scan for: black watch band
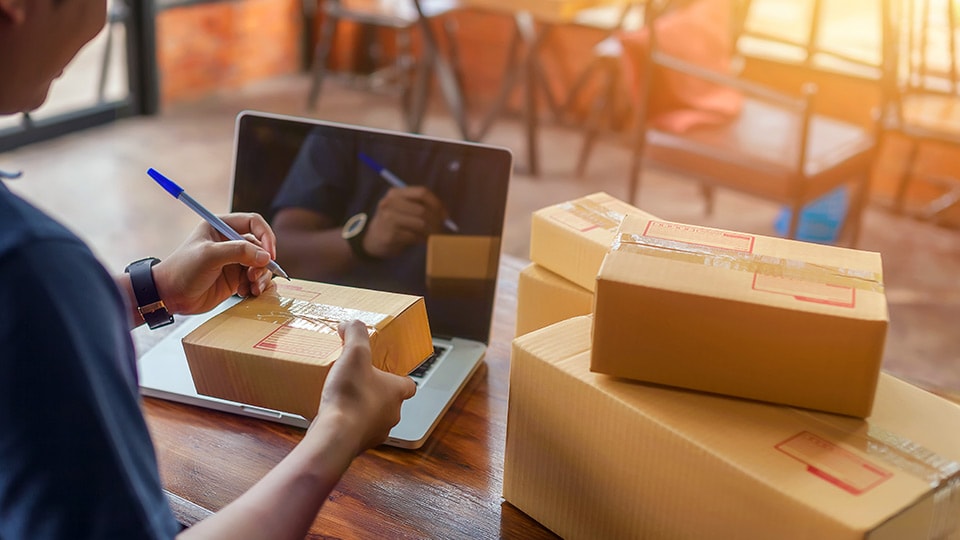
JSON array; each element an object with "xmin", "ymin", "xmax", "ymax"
[
  {"xmin": 124, "ymin": 257, "xmax": 174, "ymax": 330},
  {"xmin": 341, "ymin": 212, "xmax": 379, "ymax": 261}
]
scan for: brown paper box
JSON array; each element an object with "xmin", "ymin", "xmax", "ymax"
[
  {"xmin": 592, "ymin": 215, "xmax": 888, "ymax": 417},
  {"xmin": 183, "ymin": 279, "xmax": 433, "ymax": 419},
  {"xmin": 505, "ymin": 316, "xmax": 960, "ymax": 539},
  {"xmin": 516, "ymin": 263, "xmax": 593, "ymax": 337},
  {"xmin": 529, "ymin": 192, "xmax": 658, "ymax": 292}
]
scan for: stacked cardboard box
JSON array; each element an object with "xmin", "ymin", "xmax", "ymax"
[
  {"xmin": 517, "ymin": 192, "xmax": 657, "ymax": 337},
  {"xmin": 515, "ymin": 263, "xmax": 593, "ymax": 337},
  {"xmin": 593, "ymin": 214, "xmax": 888, "ymax": 418},
  {"xmin": 504, "ymin": 316, "xmax": 960, "ymax": 539},
  {"xmin": 183, "ymin": 279, "xmax": 433, "ymax": 419},
  {"xmin": 529, "ymin": 192, "xmax": 658, "ymax": 291},
  {"xmin": 504, "ymin": 196, "xmax": 957, "ymax": 537}
]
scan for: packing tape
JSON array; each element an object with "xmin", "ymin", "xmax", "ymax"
[
  {"xmin": 795, "ymin": 410, "xmax": 960, "ymax": 536},
  {"xmin": 228, "ymin": 294, "xmax": 389, "ymax": 336},
  {"xmin": 860, "ymin": 424, "xmax": 960, "ymax": 536},
  {"xmin": 614, "ymin": 232, "xmax": 885, "ymax": 294},
  {"xmin": 559, "ymin": 197, "xmax": 629, "ymax": 231}
]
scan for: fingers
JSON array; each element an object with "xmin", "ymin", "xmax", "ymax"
[
  {"xmin": 218, "ymin": 212, "xmax": 278, "ymax": 258},
  {"xmin": 380, "ymin": 187, "xmax": 448, "ymax": 234},
  {"xmin": 204, "ymin": 239, "xmax": 272, "ymax": 271}
]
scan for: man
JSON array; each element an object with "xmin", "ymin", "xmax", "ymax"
[{"xmin": 0, "ymin": 1, "xmax": 417, "ymax": 538}]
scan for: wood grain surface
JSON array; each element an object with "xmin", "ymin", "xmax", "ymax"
[{"xmin": 144, "ymin": 254, "xmax": 559, "ymax": 539}]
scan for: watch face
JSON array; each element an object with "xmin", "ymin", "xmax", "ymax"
[{"xmin": 341, "ymin": 212, "xmax": 368, "ymax": 240}]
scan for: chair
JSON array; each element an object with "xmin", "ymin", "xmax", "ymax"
[
  {"xmin": 561, "ymin": 2, "xmax": 643, "ymax": 177},
  {"xmin": 884, "ymin": 0, "xmax": 960, "ymax": 222},
  {"xmin": 623, "ymin": 0, "xmax": 879, "ymax": 246},
  {"xmin": 305, "ymin": 0, "xmax": 462, "ymax": 133}
]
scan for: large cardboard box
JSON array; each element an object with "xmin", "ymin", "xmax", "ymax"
[
  {"xmin": 183, "ymin": 279, "xmax": 433, "ymax": 419},
  {"xmin": 529, "ymin": 192, "xmax": 658, "ymax": 292},
  {"xmin": 592, "ymin": 215, "xmax": 888, "ymax": 417},
  {"xmin": 516, "ymin": 263, "xmax": 593, "ymax": 337},
  {"xmin": 505, "ymin": 316, "xmax": 960, "ymax": 540}
]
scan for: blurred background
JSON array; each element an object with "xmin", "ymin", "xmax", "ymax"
[{"xmin": 0, "ymin": 0, "xmax": 957, "ymax": 399}]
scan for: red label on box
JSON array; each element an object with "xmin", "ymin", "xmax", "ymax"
[
  {"xmin": 776, "ymin": 431, "xmax": 892, "ymax": 495},
  {"xmin": 643, "ymin": 221, "xmax": 755, "ymax": 253}
]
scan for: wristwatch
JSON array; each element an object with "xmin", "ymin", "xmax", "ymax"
[
  {"xmin": 124, "ymin": 257, "xmax": 174, "ymax": 330},
  {"xmin": 341, "ymin": 212, "xmax": 378, "ymax": 261}
]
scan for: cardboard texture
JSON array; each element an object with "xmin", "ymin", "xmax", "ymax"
[
  {"xmin": 426, "ymin": 234, "xmax": 500, "ymax": 281},
  {"xmin": 425, "ymin": 234, "xmax": 500, "ymax": 296},
  {"xmin": 183, "ymin": 279, "xmax": 433, "ymax": 419},
  {"xmin": 592, "ymin": 215, "xmax": 889, "ymax": 417},
  {"xmin": 515, "ymin": 263, "xmax": 593, "ymax": 337},
  {"xmin": 529, "ymin": 192, "xmax": 658, "ymax": 292},
  {"xmin": 505, "ymin": 316, "xmax": 960, "ymax": 540}
]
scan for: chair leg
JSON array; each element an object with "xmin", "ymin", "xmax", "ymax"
[
  {"xmin": 476, "ymin": 29, "xmax": 521, "ymax": 141},
  {"xmin": 409, "ymin": 48, "xmax": 435, "ymax": 133},
  {"xmin": 307, "ymin": 13, "xmax": 339, "ymax": 110},
  {"xmin": 396, "ymin": 27, "xmax": 415, "ymax": 127},
  {"xmin": 575, "ymin": 57, "xmax": 619, "ymax": 178},
  {"xmin": 701, "ymin": 185, "xmax": 715, "ymax": 216},
  {"xmin": 893, "ymin": 138, "xmax": 920, "ymax": 214},
  {"xmin": 786, "ymin": 202, "xmax": 802, "ymax": 240}
]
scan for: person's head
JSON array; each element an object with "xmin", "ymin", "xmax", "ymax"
[{"xmin": 0, "ymin": 0, "xmax": 107, "ymax": 114}]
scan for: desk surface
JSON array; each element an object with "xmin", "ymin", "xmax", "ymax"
[{"xmin": 143, "ymin": 254, "xmax": 558, "ymax": 538}]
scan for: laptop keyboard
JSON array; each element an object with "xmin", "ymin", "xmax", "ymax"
[{"xmin": 409, "ymin": 344, "xmax": 449, "ymax": 384}]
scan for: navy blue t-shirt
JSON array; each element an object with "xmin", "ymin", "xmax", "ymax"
[{"xmin": 0, "ymin": 181, "xmax": 181, "ymax": 539}]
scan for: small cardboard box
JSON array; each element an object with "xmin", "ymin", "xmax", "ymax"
[
  {"xmin": 425, "ymin": 234, "xmax": 500, "ymax": 296},
  {"xmin": 183, "ymin": 279, "xmax": 433, "ymax": 419},
  {"xmin": 516, "ymin": 263, "xmax": 593, "ymax": 337},
  {"xmin": 505, "ymin": 316, "xmax": 960, "ymax": 540},
  {"xmin": 592, "ymin": 215, "xmax": 888, "ymax": 417},
  {"xmin": 529, "ymin": 192, "xmax": 658, "ymax": 292}
]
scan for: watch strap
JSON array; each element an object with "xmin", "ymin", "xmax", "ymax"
[
  {"xmin": 125, "ymin": 257, "xmax": 174, "ymax": 330},
  {"xmin": 342, "ymin": 213, "xmax": 379, "ymax": 261}
]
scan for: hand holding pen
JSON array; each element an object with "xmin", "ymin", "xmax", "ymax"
[
  {"xmin": 358, "ymin": 152, "xmax": 460, "ymax": 233},
  {"xmin": 147, "ymin": 168, "xmax": 290, "ymax": 280}
]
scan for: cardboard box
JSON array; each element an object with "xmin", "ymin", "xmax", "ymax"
[
  {"xmin": 592, "ymin": 215, "xmax": 888, "ymax": 417},
  {"xmin": 529, "ymin": 192, "xmax": 658, "ymax": 292},
  {"xmin": 516, "ymin": 263, "xmax": 593, "ymax": 337},
  {"xmin": 425, "ymin": 234, "xmax": 500, "ymax": 296},
  {"xmin": 505, "ymin": 316, "xmax": 960, "ymax": 540},
  {"xmin": 183, "ymin": 279, "xmax": 433, "ymax": 419}
]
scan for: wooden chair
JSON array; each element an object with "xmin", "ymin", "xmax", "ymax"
[
  {"xmin": 884, "ymin": 0, "xmax": 960, "ymax": 222},
  {"xmin": 625, "ymin": 0, "xmax": 879, "ymax": 246},
  {"xmin": 305, "ymin": 0, "xmax": 462, "ymax": 133},
  {"xmin": 562, "ymin": 2, "xmax": 643, "ymax": 177}
]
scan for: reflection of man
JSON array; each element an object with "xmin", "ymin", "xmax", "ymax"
[{"xmin": 272, "ymin": 128, "xmax": 464, "ymax": 296}]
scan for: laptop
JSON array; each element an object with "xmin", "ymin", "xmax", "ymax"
[{"xmin": 136, "ymin": 111, "xmax": 513, "ymax": 449}]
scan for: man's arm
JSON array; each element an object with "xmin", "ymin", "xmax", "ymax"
[{"xmin": 178, "ymin": 320, "xmax": 416, "ymax": 539}]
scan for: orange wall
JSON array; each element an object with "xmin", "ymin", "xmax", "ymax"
[{"xmin": 156, "ymin": 0, "xmax": 301, "ymax": 106}]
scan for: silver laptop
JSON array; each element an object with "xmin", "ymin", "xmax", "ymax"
[{"xmin": 136, "ymin": 111, "xmax": 512, "ymax": 449}]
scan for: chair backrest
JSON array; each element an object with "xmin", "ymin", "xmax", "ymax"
[{"xmin": 629, "ymin": 0, "xmax": 817, "ymax": 200}]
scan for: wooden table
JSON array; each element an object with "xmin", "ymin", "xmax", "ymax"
[{"xmin": 143, "ymin": 254, "xmax": 559, "ymax": 538}]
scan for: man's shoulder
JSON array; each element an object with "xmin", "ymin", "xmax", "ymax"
[{"xmin": 0, "ymin": 184, "xmax": 80, "ymax": 260}]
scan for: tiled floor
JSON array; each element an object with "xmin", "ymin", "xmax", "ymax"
[{"xmin": 1, "ymin": 73, "xmax": 958, "ymax": 400}]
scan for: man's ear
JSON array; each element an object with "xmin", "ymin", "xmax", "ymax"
[{"xmin": 0, "ymin": 0, "xmax": 27, "ymax": 25}]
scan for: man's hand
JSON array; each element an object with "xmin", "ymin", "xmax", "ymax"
[
  {"xmin": 314, "ymin": 320, "xmax": 418, "ymax": 454},
  {"xmin": 363, "ymin": 186, "xmax": 450, "ymax": 259},
  {"xmin": 152, "ymin": 212, "xmax": 278, "ymax": 315}
]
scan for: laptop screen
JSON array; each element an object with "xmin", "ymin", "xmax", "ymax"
[{"xmin": 229, "ymin": 111, "xmax": 513, "ymax": 344}]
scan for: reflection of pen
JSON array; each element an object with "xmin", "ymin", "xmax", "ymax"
[
  {"xmin": 358, "ymin": 152, "xmax": 460, "ymax": 232},
  {"xmin": 146, "ymin": 168, "xmax": 291, "ymax": 280}
]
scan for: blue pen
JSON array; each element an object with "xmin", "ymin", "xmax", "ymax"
[
  {"xmin": 358, "ymin": 152, "xmax": 460, "ymax": 233},
  {"xmin": 147, "ymin": 168, "xmax": 290, "ymax": 280}
]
